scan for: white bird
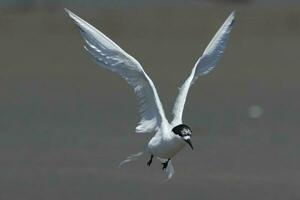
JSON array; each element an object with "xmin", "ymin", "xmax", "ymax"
[{"xmin": 65, "ymin": 9, "xmax": 235, "ymax": 180}]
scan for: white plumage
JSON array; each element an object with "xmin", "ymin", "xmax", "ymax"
[
  {"xmin": 171, "ymin": 11, "xmax": 235, "ymax": 126},
  {"xmin": 65, "ymin": 9, "xmax": 167, "ymax": 134},
  {"xmin": 65, "ymin": 9, "xmax": 235, "ymax": 180}
]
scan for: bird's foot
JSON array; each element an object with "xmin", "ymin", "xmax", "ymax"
[
  {"xmin": 161, "ymin": 159, "xmax": 170, "ymax": 170},
  {"xmin": 147, "ymin": 155, "xmax": 153, "ymax": 167}
]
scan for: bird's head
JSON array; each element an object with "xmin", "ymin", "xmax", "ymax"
[{"xmin": 172, "ymin": 124, "xmax": 193, "ymax": 150}]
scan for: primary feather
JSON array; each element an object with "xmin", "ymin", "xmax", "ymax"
[
  {"xmin": 65, "ymin": 9, "xmax": 168, "ymax": 133},
  {"xmin": 171, "ymin": 11, "xmax": 235, "ymax": 126}
]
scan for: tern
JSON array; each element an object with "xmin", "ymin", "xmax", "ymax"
[{"xmin": 65, "ymin": 9, "xmax": 235, "ymax": 180}]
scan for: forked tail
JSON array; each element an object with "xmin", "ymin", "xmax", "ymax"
[
  {"xmin": 119, "ymin": 152, "xmax": 175, "ymax": 181},
  {"xmin": 157, "ymin": 157, "xmax": 175, "ymax": 181},
  {"xmin": 119, "ymin": 151, "xmax": 144, "ymax": 167}
]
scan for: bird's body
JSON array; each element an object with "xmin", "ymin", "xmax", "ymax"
[
  {"xmin": 147, "ymin": 128, "xmax": 186, "ymax": 159},
  {"xmin": 65, "ymin": 9, "xmax": 235, "ymax": 180}
]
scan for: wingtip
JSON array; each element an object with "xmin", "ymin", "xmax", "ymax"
[
  {"xmin": 64, "ymin": 8, "xmax": 71, "ymax": 15},
  {"xmin": 64, "ymin": 8, "xmax": 77, "ymax": 20},
  {"xmin": 230, "ymin": 10, "xmax": 236, "ymax": 17},
  {"xmin": 64, "ymin": 8, "xmax": 83, "ymax": 27},
  {"xmin": 228, "ymin": 10, "xmax": 236, "ymax": 26}
]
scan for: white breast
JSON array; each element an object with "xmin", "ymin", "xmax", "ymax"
[{"xmin": 147, "ymin": 132, "xmax": 186, "ymax": 159}]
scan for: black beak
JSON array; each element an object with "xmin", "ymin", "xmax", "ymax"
[{"xmin": 184, "ymin": 138, "xmax": 194, "ymax": 150}]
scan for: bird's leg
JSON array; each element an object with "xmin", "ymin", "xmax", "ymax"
[
  {"xmin": 161, "ymin": 158, "xmax": 170, "ymax": 170},
  {"xmin": 147, "ymin": 154, "xmax": 154, "ymax": 166}
]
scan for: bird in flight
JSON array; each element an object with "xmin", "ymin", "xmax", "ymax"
[{"xmin": 65, "ymin": 9, "xmax": 235, "ymax": 180}]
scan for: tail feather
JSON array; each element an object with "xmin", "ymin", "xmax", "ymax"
[
  {"xmin": 119, "ymin": 153, "xmax": 175, "ymax": 180},
  {"xmin": 165, "ymin": 160, "xmax": 175, "ymax": 181},
  {"xmin": 119, "ymin": 152, "xmax": 144, "ymax": 168},
  {"xmin": 157, "ymin": 157, "xmax": 175, "ymax": 181}
]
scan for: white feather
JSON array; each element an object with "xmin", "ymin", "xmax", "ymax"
[
  {"xmin": 171, "ymin": 11, "xmax": 235, "ymax": 126},
  {"xmin": 65, "ymin": 9, "xmax": 168, "ymax": 133},
  {"xmin": 119, "ymin": 151, "xmax": 144, "ymax": 167},
  {"xmin": 157, "ymin": 157, "xmax": 175, "ymax": 181},
  {"xmin": 164, "ymin": 160, "xmax": 175, "ymax": 180},
  {"xmin": 66, "ymin": 10, "xmax": 235, "ymax": 181}
]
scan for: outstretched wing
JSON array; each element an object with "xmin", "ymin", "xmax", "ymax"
[
  {"xmin": 171, "ymin": 11, "xmax": 235, "ymax": 126},
  {"xmin": 65, "ymin": 9, "xmax": 168, "ymax": 133}
]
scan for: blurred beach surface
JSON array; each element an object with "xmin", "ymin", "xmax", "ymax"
[{"xmin": 0, "ymin": 1, "xmax": 300, "ymax": 200}]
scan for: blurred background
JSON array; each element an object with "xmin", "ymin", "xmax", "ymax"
[{"xmin": 0, "ymin": 0, "xmax": 300, "ymax": 199}]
